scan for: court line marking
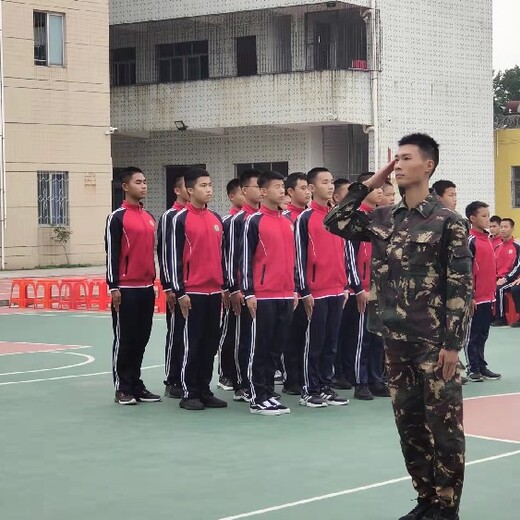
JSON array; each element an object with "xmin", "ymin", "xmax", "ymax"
[
  {"xmin": 0, "ymin": 352, "xmax": 95, "ymax": 376},
  {"xmin": 0, "ymin": 343, "xmax": 92, "ymax": 356},
  {"xmin": 0, "ymin": 363, "xmax": 163, "ymax": 386},
  {"xmin": 465, "ymin": 391, "xmax": 520, "ymax": 401},
  {"xmin": 466, "ymin": 433, "xmax": 520, "ymax": 445},
  {"xmin": 217, "ymin": 449, "xmax": 520, "ymax": 520}
]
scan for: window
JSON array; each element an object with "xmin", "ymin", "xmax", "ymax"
[
  {"xmin": 111, "ymin": 48, "xmax": 136, "ymax": 86},
  {"xmin": 512, "ymin": 167, "xmax": 520, "ymax": 208},
  {"xmin": 236, "ymin": 162, "xmax": 289, "ymax": 178},
  {"xmin": 157, "ymin": 41, "xmax": 209, "ymax": 83},
  {"xmin": 38, "ymin": 172, "xmax": 69, "ymax": 226},
  {"xmin": 34, "ymin": 12, "xmax": 64, "ymax": 66},
  {"xmin": 236, "ymin": 36, "xmax": 257, "ymax": 77}
]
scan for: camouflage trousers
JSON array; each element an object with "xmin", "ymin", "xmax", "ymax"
[{"xmin": 385, "ymin": 339, "xmax": 465, "ymax": 512}]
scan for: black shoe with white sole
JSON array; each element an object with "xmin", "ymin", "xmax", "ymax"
[
  {"xmin": 201, "ymin": 395, "xmax": 228, "ymax": 408},
  {"xmin": 114, "ymin": 391, "xmax": 137, "ymax": 405},
  {"xmin": 480, "ymin": 367, "xmax": 502, "ymax": 380},
  {"xmin": 468, "ymin": 372, "xmax": 484, "ymax": 382},
  {"xmin": 179, "ymin": 398, "xmax": 205, "ymax": 411},
  {"xmin": 134, "ymin": 388, "xmax": 162, "ymax": 402},
  {"xmin": 299, "ymin": 394, "xmax": 328, "ymax": 408},
  {"xmin": 250, "ymin": 400, "xmax": 282, "ymax": 416},
  {"xmin": 268, "ymin": 397, "xmax": 291, "ymax": 415},
  {"xmin": 164, "ymin": 384, "xmax": 183, "ymax": 399},
  {"xmin": 321, "ymin": 388, "xmax": 349, "ymax": 406},
  {"xmin": 233, "ymin": 389, "xmax": 251, "ymax": 402},
  {"xmin": 217, "ymin": 377, "xmax": 234, "ymax": 391}
]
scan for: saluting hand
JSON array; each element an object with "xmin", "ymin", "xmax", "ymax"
[
  {"xmin": 111, "ymin": 289, "xmax": 122, "ymax": 312},
  {"xmin": 364, "ymin": 160, "xmax": 396, "ymax": 189}
]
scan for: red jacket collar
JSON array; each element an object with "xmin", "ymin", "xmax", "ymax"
[
  {"xmin": 310, "ymin": 200, "xmax": 330, "ymax": 214},
  {"xmin": 502, "ymin": 236, "xmax": 516, "ymax": 244},
  {"xmin": 229, "ymin": 206, "xmax": 241, "ymax": 216},
  {"xmin": 287, "ymin": 203, "xmax": 306, "ymax": 216},
  {"xmin": 470, "ymin": 228, "xmax": 490, "ymax": 238},
  {"xmin": 122, "ymin": 200, "xmax": 143, "ymax": 211},
  {"xmin": 260, "ymin": 205, "xmax": 282, "ymax": 217},
  {"xmin": 173, "ymin": 201, "xmax": 186, "ymax": 211},
  {"xmin": 242, "ymin": 203, "xmax": 259, "ymax": 215},
  {"xmin": 186, "ymin": 203, "xmax": 207, "ymax": 215}
]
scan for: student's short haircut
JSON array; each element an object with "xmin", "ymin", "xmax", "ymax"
[
  {"xmin": 398, "ymin": 133, "xmax": 440, "ymax": 175},
  {"xmin": 120, "ymin": 166, "xmax": 143, "ymax": 184},
  {"xmin": 502, "ymin": 218, "xmax": 515, "ymax": 228},
  {"xmin": 490, "ymin": 215, "xmax": 502, "ymax": 224},
  {"xmin": 184, "ymin": 167, "xmax": 210, "ymax": 189},
  {"xmin": 226, "ymin": 178, "xmax": 241, "ymax": 195},
  {"xmin": 432, "ymin": 180, "xmax": 456, "ymax": 197},
  {"xmin": 465, "ymin": 201, "xmax": 489, "ymax": 219},
  {"xmin": 258, "ymin": 170, "xmax": 285, "ymax": 189},
  {"xmin": 285, "ymin": 172, "xmax": 307, "ymax": 191},
  {"xmin": 239, "ymin": 169, "xmax": 262, "ymax": 188},
  {"xmin": 307, "ymin": 167, "xmax": 330, "ymax": 185},
  {"xmin": 334, "ymin": 178, "xmax": 350, "ymax": 193},
  {"xmin": 357, "ymin": 172, "xmax": 375, "ymax": 183}
]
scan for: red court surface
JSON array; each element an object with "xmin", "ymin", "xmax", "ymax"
[
  {"xmin": 465, "ymin": 393, "xmax": 520, "ymax": 443},
  {"xmin": 0, "ymin": 341, "xmax": 87, "ymax": 355}
]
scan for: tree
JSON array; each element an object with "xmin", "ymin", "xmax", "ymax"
[
  {"xmin": 51, "ymin": 225, "xmax": 72, "ymax": 265},
  {"xmin": 494, "ymin": 66, "xmax": 520, "ymax": 115}
]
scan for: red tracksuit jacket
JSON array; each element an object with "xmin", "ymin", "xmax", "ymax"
[
  {"xmin": 170, "ymin": 203, "xmax": 224, "ymax": 297},
  {"xmin": 495, "ymin": 237, "xmax": 520, "ymax": 281},
  {"xmin": 242, "ymin": 206, "xmax": 296, "ymax": 299},
  {"xmin": 468, "ymin": 229, "xmax": 497, "ymax": 304},
  {"xmin": 283, "ymin": 203, "xmax": 306, "ymax": 224},
  {"xmin": 105, "ymin": 201, "xmax": 156, "ymax": 290},
  {"xmin": 295, "ymin": 201, "xmax": 347, "ymax": 298}
]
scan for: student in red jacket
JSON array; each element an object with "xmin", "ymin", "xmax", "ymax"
[
  {"xmin": 282, "ymin": 172, "xmax": 311, "ymax": 395},
  {"xmin": 228, "ymin": 169, "xmax": 263, "ymax": 402},
  {"xmin": 170, "ymin": 168, "xmax": 227, "ymax": 411},
  {"xmin": 105, "ymin": 167, "xmax": 161, "ymax": 405},
  {"xmin": 342, "ymin": 172, "xmax": 389, "ymax": 401},
  {"xmin": 465, "ymin": 202, "xmax": 501, "ymax": 382},
  {"xmin": 493, "ymin": 218, "xmax": 520, "ymax": 326},
  {"xmin": 217, "ymin": 179, "xmax": 245, "ymax": 392},
  {"xmin": 489, "ymin": 215, "xmax": 502, "ymax": 249},
  {"xmin": 242, "ymin": 170, "xmax": 297, "ymax": 416},
  {"xmin": 157, "ymin": 173, "xmax": 190, "ymax": 399},
  {"xmin": 296, "ymin": 167, "xmax": 349, "ymax": 407}
]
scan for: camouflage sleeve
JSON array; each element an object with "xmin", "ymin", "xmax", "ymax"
[
  {"xmin": 444, "ymin": 218, "xmax": 473, "ymax": 351},
  {"xmin": 323, "ymin": 182, "xmax": 372, "ymax": 242}
]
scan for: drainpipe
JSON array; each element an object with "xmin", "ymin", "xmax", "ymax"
[
  {"xmin": 0, "ymin": 0, "xmax": 6, "ymax": 270},
  {"xmin": 369, "ymin": 0, "xmax": 379, "ymax": 169}
]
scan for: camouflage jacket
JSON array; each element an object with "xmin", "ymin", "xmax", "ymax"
[{"xmin": 324, "ymin": 182, "xmax": 473, "ymax": 350}]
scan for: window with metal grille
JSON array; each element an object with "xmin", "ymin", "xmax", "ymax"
[
  {"xmin": 111, "ymin": 48, "xmax": 136, "ymax": 86},
  {"xmin": 34, "ymin": 12, "xmax": 64, "ymax": 66},
  {"xmin": 38, "ymin": 172, "xmax": 69, "ymax": 226},
  {"xmin": 512, "ymin": 167, "xmax": 520, "ymax": 208},
  {"xmin": 156, "ymin": 41, "xmax": 209, "ymax": 83},
  {"xmin": 235, "ymin": 162, "xmax": 289, "ymax": 178}
]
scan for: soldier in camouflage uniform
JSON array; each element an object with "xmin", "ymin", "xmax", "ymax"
[{"xmin": 324, "ymin": 134, "xmax": 473, "ymax": 520}]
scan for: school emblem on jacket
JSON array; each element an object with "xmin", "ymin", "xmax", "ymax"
[
  {"xmin": 214, "ymin": 224, "xmax": 220, "ymax": 232},
  {"xmin": 510, "ymin": 249, "xmax": 514, "ymax": 254}
]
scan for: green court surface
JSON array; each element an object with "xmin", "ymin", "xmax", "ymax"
[{"xmin": 1, "ymin": 310, "xmax": 519, "ymax": 520}]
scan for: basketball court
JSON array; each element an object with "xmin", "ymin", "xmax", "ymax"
[{"xmin": 1, "ymin": 307, "xmax": 519, "ymax": 519}]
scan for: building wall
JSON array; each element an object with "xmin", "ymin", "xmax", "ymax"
[
  {"xmin": 377, "ymin": 0, "xmax": 494, "ymax": 213},
  {"xmin": 111, "ymin": 125, "xmax": 362, "ymax": 218},
  {"xmin": 495, "ymin": 129, "xmax": 520, "ymax": 222},
  {"xmin": 3, "ymin": 0, "xmax": 112, "ymax": 268}
]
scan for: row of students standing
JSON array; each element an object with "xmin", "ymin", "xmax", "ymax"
[{"xmin": 105, "ymin": 165, "xmax": 391, "ymax": 413}]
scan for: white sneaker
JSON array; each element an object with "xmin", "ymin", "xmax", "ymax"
[{"xmin": 250, "ymin": 400, "xmax": 282, "ymax": 416}]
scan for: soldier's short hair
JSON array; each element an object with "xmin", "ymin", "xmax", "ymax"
[
  {"xmin": 465, "ymin": 201, "xmax": 489, "ymax": 219},
  {"xmin": 398, "ymin": 133, "xmax": 440, "ymax": 176}
]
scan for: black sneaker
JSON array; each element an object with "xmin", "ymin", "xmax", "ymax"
[
  {"xmin": 468, "ymin": 372, "xmax": 484, "ymax": 382},
  {"xmin": 282, "ymin": 384, "xmax": 301, "ymax": 395},
  {"xmin": 179, "ymin": 398, "xmax": 205, "ymax": 410},
  {"xmin": 268, "ymin": 397, "xmax": 291, "ymax": 415},
  {"xmin": 250, "ymin": 400, "xmax": 282, "ymax": 416},
  {"xmin": 164, "ymin": 384, "xmax": 183, "ymax": 399},
  {"xmin": 274, "ymin": 370, "xmax": 284, "ymax": 384},
  {"xmin": 201, "ymin": 395, "xmax": 228, "ymax": 408},
  {"xmin": 399, "ymin": 500, "xmax": 433, "ymax": 520},
  {"xmin": 331, "ymin": 376, "xmax": 353, "ymax": 390},
  {"xmin": 321, "ymin": 388, "xmax": 349, "ymax": 406},
  {"xmin": 114, "ymin": 391, "xmax": 137, "ymax": 405},
  {"xmin": 369, "ymin": 383, "xmax": 391, "ymax": 397},
  {"xmin": 491, "ymin": 318, "xmax": 508, "ymax": 327},
  {"xmin": 481, "ymin": 367, "xmax": 502, "ymax": 380},
  {"xmin": 217, "ymin": 377, "xmax": 234, "ymax": 391},
  {"xmin": 134, "ymin": 388, "xmax": 162, "ymax": 402},
  {"xmin": 233, "ymin": 389, "xmax": 251, "ymax": 403},
  {"xmin": 354, "ymin": 384, "xmax": 374, "ymax": 400},
  {"xmin": 299, "ymin": 394, "xmax": 328, "ymax": 408}
]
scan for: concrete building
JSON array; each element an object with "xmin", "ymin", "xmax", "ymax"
[
  {"xmin": 0, "ymin": 0, "xmax": 112, "ymax": 269},
  {"xmin": 108, "ymin": 0, "xmax": 494, "ymax": 219}
]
